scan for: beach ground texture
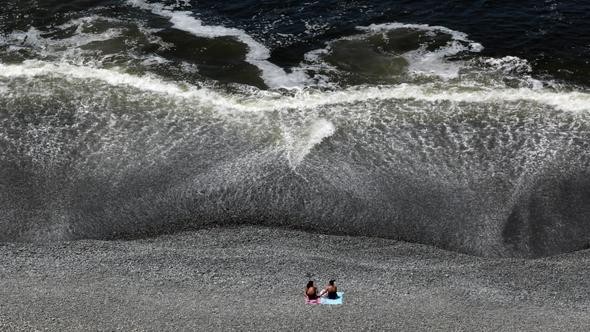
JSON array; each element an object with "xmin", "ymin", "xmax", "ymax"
[{"xmin": 1, "ymin": 226, "xmax": 589, "ymax": 331}]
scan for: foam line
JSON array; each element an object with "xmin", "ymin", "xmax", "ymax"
[
  {"xmin": 126, "ymin": 0, "xmax": 308, "ymax": 89},
  {"xmin": 358, "ymin": 23, "xmax": 484, "ymax": 51},
  {"xmin": 282, "ymin": 85, "xmax": 590, "ymax": 113},
  {"xmin": 1, "ymin": 60, "xmax": 589, "ymax": 113},
  {"xmin": 0, "ymin": 60, "xmax": 246, "ymax": 110}
]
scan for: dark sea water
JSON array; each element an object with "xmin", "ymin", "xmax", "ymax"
[{"xmin": 1, "ymin": 0, "xmax": 590, "ymax": 257}]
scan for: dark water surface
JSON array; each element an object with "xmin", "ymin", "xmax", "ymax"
[{"xmin": 3, "ymin": 0, "xmax": 590, "ymax": 85}]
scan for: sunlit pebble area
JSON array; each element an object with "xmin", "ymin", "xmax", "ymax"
[{"xmin": 1, "ymin": 226, "xmax": 590, "ymax": 330}]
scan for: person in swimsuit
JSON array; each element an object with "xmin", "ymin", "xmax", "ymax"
[
  {"xmin": 305, "ymin": 280, "xmax": 319, "ymax": 301},
  {"xmin": 319, "ymin": 279, "xmax": 339, "ymax": 299}
]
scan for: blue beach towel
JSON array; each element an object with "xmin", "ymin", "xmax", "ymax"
[{"xmin": 320, "ymin": 292, "xmax": 344, "ymax": 305}]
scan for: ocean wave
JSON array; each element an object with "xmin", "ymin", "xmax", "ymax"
[
  {"xmin": 1, "ymin": 60, "xmax": 590, "ymax": 257},
  {"xmin": 1, "ymin": 60, "xmax": 588, "ymax": 113}
]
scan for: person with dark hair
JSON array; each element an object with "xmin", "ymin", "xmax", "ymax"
[
  {"xmin": 319, "ymin": 279, "xmax": 339, "ymax": 299},
  {"xmin": 305, "ymin": 280, "xmax": 319, "ymax": 302}
]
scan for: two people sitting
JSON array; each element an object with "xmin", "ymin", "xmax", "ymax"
[{"xmin": 305, "ymin": 279, "xmax": 339, "ymax": 301}]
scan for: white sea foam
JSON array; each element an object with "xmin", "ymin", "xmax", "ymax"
[
  {"xmin": 275, "ymin": 85, "xmax": 590, "ymax": 113},
  {"xmin": 483, "ymin": 56, "xmax": 532, "ymax": 74},
  {"xmin": 0, "ymin": 60, "xmax": 242, "ymax": 110},
  {"xmin": 360, "ymin": 23, "xmax": 483, "ymax": 80},
  {"xmin": 141, "ymin": 55, "xmax": 171, "ymax": 66},
  {"xmin": 0, "ymin": 15, "xmax": 175, "ymax": 71},
  {"xmin": 0, "ymin": 22, "xmax": 124, "ymax": 62},
  {"xmin": 1, "ymin": 60, "xmax": 589, "ymax": 114},
  {"xmin": 479, "ymin": 56, "xmax": 545, "ymax": 89},
  {"xmin": 403, "ymin": 41, "xmax": 467, "ymax": 79},
  {"xmin": 126, "ymin": 0, "xmax": 309, "ymax": 89},
  {"xmin": 56, "ymin": 15, "xmax": 124, "ymax": 30},
  {"xmin": 358, "ymin": 23, "xmax": 483, "ymax": 50},
  {"xmin": 286, "ymin": 119, "xmax": 336, "ymax": 167}
]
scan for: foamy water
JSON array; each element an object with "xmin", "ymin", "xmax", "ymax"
[
  {"xmin": 1, "ymin": 0, "xmax": 590, "ymax": 257},
  {"xmin": 1, "ymin": 60, "xmax": 588, "ymax": 113}
]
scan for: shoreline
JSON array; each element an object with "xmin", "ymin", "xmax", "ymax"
[{"xmin": 1, "ymin": 225, "xmax": 590, "ymax": 331}]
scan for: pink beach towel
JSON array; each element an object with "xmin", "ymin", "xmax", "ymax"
[{"xmin": 305, "ymin": 297, "xmax": 321, "ymax": 304}]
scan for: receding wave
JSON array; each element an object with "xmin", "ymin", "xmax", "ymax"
[
  {"xmin": 1, "ymin": 0, "xmax": 590, "ymax": 258},
  {"xmin": 1, "ymin": 59, "xmax": 590, "ymax": 258}
]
